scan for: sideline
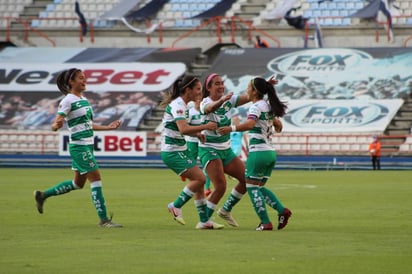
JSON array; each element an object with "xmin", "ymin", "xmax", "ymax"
[{"xmin": 0, "ymin": 154, "xmax": 411, "ymax": 170}]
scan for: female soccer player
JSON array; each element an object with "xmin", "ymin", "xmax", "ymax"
[
  {"xmin": 217, "ymin": 77, "xmax": 292, "ymax": 230},
  {"xmin": 185, "ymin": 100, "xmax": 212, "ymax": 196},
  {"xmin": 198, "ymin": 73, "xmax": 252, "ymax": 226},
  {"xmin": 33, "ymin": 68, "xmax": 122, "ymax": 227},
  {"xmin": 161, "ymin": 75, "xmax": 223, "ymax": 229}
]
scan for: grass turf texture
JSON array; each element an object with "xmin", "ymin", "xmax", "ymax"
[{"xmin": 0, "ymin": 168, "xmax": 411, "ymax": 274}]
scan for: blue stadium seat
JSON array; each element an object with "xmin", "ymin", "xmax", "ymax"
[
  {"xmin": 355, "ymin": 2, "xmax": 364, "ymax": 9},
  {"xmin": 304, "ymin": 10, "xmax": 313, "ymax": 18},
  {"xmin": 342, "ymin": 18, "xmax": 351, "ymax": 25},
  {"xmin": 340, "ymin": 10, "xmax": 349, "ymax": 17},
  {"xmin": 330, "ymin": 10, "xmax": 339, "ymax": 17},
  {"xmin": 39, "ymin": 11, "xmax": 48, "ymax": 18},
  {"xmin": 31, "ymin": 19, "xmax": 40, "ymax": 28},
  {"xmin": 321, "ymin": 10, "xmax": 331, "ymax": 17},
  {"xmin": 46, "ymin": 3, "xmax": 55, "ymax": 12},
  {"xmin": 310, "ymin": 2, "xmax": 319, "ymax": 9},
  {"xmin": 175, "ymin": 19, "xmax": 185, "ymax": 27},
  {"xmin": 332, "ymin": 18, "xmax": 343, "ymax": 26}
]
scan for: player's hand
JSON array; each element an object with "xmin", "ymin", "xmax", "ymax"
[
  {"xmin": 204, "ymin": 121, "xmax": 217, "ymax": 131},
  {"xmin": 217, "ymin": 126, "xmax": 231, "ymax": 135},
  {"xmin": 268, "ymin": 75, "xmax": 278, "ymax": 85},
  {"xmin": 108, "ymin": 120, "xmax": 121, "ymax": 129},
  {"xmin": 197, "ymin": 133, "xmax": 206, "ymax": 143},
  {"xmin": 273, "ymin": 118, "xmax": 283, "ymax": 133},
  {"xmin": 51, "ymin": 120, "xmax": 63, "ymax": 131},
  {"xmin": 220, "ymin": 93, "xmax": 233, "ymax": 103}
]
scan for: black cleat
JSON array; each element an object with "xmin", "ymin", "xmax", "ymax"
[{"xmin": 34, "ymin": 190, "xmax": 45, "ymax": 214}]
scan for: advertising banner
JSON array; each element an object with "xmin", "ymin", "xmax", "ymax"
[
  {"xmin": 58, "ymin": 131, "xmax": 147, "ymax": 156},
  {"xmin": 284, "ymin": 99, "xmax": 403, "ymax": 132},
  {"xmin": 0, "ymin": 47, "xmax": 202, "ymax": 130},
  {"xmin": 207, "ymin": 47, "xmax": 412, "ymax": 100},
  {"xmin": 0, "ymin": 62, "xmax": 186, "ymax": 92},
  {"xmin": 205, "ymin": 47, "xmax": 411, "ymax": 132}
]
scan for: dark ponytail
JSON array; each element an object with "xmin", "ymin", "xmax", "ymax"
[
  {"xmin": 252, "ymin": 77, "xmax": 287, "ymax": 117},
  {"xmin": 56, "ymin": 68, "xmax": 81, "ymax": 95},
  {"xmin": 160, "ymin": 74, "xmax": 199, "ymax": 107}
]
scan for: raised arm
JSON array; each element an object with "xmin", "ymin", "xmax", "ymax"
[
  {"xmin": 217, "ymin": 118, "xmax": 256, "ymax": 135},
  {"xmin": 93, "ymin": 120, "xmax": 121, "ymax": 131},
  {"xmin": 176, "ymin": 119, "xmax": 217, "ymax": 136},
  {"xmin": 203, "ymin": 93, "xmax": 233, "ymax": 114}
]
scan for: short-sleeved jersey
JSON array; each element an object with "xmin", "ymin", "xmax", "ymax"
[
  {"xmin": 161, "ymin": 97, "xmax": 188, "ymax": 152},
  {"xmin": 247, "ymin": 99, "xmax": 274, "ymax": 152},
  {"xmin": 186, "ymin": 106, "xmax": 202, "ymax": 143},
  {"xmin": 57, "ymin": 93, "xmax": 94, "ymax": 145},
  {"xmin": 199, "ymin": 95, "xmax": 239, "ymax": 150}
]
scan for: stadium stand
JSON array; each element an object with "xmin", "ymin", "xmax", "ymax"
[
  {"xmin": 1, "ymin": 0, "xmax": 410, "ymax": 30},
  {"xmin": 1, "ymin": 0, "xmax": 410, "ymax": 49}
]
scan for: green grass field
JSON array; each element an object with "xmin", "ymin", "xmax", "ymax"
[{"xmin": 1, "ymin": 168, "xmax": 411, "ymax": 274}]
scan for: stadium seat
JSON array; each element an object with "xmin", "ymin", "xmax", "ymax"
[
  {"xmin": 31, "ymin": 19, "xmax": 40, "ymax": 27},
  {"xmin": 46, "ymin": 3, "xmax": 56, "ymax": 12}
]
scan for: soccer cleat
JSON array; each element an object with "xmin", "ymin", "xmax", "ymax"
[
  {"xmin": 256, "ymin": 222, "xmax": 273, "ymax": 231},
  {"xmin": 99, "ymin": 213, "xmax": 123, "ymax": 228},
  {"xmin": 217, "ymin": 208, "xmax": 239, "ymax": 227},
  {"xmin": 34, "ymin": 190, "xmax": 45, "ymax": 214},
  {"xmin": 168, "ymin": 202, "xmax": 185, "ymax": 225},
  {"xmin": 99, "ymin": 219, "xmax": 123, "ymax": 228},
  {"xmin": 277, "ymin": 208, "xmax": 292, "ymax": 230},
  {"xmin": 195, "ymin": 220, "xmax": 224, "ymax": 229}
]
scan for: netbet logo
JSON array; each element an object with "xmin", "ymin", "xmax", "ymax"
[
  {"xmin": 0, "ymin": 69, "xmax": 169, "ymax": 85},
  {"xmin": 62, "ymin": 135, "xmax": 144, "ymax": 152}
]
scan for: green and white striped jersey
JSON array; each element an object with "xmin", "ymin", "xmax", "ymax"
[
  {"xmin": 199, "ymin": 95, "xmax": 239, "ymax": 150},
  {"xmin": 186, "ymin": 106, "xmax": 203, "ymax": 143},
  {"xmin": 161, "ymin": 97, "xmax": 188, "ymax": 152},
  {"xmin": 57, "ymin": 94, "xmax": 94, "ymax": 145},
  {"xmin": 247, "ymin": 99, "xmax": 274, "ymax": 152}
]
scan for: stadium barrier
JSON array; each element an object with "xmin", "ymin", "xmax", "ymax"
[
  {"xmin": 1, "ymin": 153, "xmax": 411, "ymax": 170},
  {"xmin": 0, "ymin": 130, "xmax": 410, "ymax": 156}
]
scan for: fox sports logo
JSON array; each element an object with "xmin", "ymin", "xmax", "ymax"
[{"xmin": 267, "ymin": 49, "xmax": 373, "ymax": 77}]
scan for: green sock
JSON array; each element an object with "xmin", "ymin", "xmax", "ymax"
[
  {"xmin": 206, "ymin": 200, "xmax": 216, "ymax": 219},
  {"xmin": 173, "ymin": 186, "xmax": 193, "ymax": 208},
  {"xmin": 222, "ymin": 189, "xmax": 243, "ymax": 212},
  {"xmin": 261, "ymin": 187, "xmax": 285, "ymax": 214},
  {"xmin": 90, "ymin": 181, "xmax": 108, "ymax": 220},
  {"xmin": 247, "ymin": 185, "xmax": 270, "ymax": 224},
  {"xmin": 44, "ymin": 180, "xmax": 77, "ymax": 198},
  {"xmin": 194, "ymin": 199, "xmax": 208, "ymax": 223}
]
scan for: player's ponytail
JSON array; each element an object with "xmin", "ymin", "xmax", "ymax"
[
  {"xmin": 160, "ymin": 74, "xmax": 199, "ymax": 107},
  {"xmin": 56, "ymin": 68, "xmax": 80, "ymax": 95},
  {"xmin": 253, "ymin": 77, "xmax": 287, "ymax": 117}
]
